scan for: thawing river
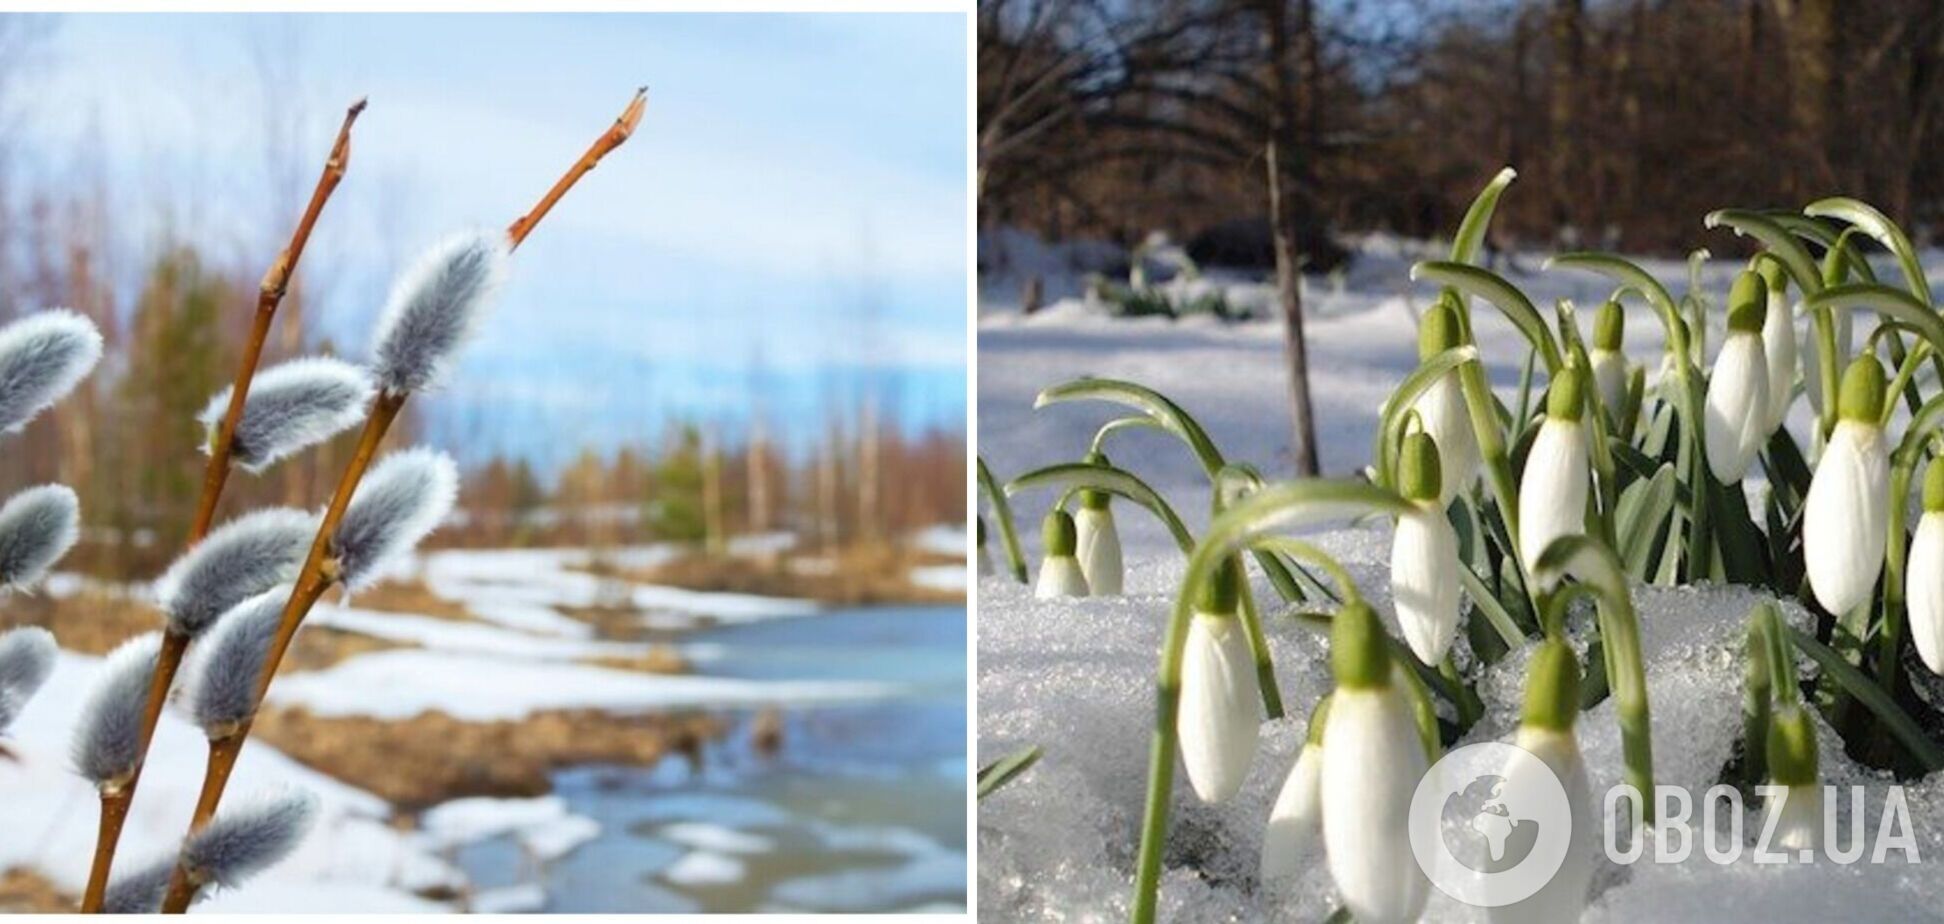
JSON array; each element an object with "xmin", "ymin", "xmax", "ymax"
[{"xmin": 454, "ymin": 605, "xmax": 967, "ymax": 912}]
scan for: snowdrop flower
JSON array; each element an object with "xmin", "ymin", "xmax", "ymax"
[
  {"xmin": 1260, "ymin": 695, "xmax": 1330, "ymax": 885},
  {"xmin": 199, "ymin": 357, "xmax": 373, "ymax": 473},
  {"xmin": 1909, "ymin": 461, "xmax": 1944, "ymax": 673},
  {"xmin": 1588, "ymin": 299, "xmax": 1629, "ymax": 423},
  {"xmin": 1805, "ymin": 355, "xmax": 1889, "ymax": 614},
  {"xmin": 0, "ymin": 484, "xmax": 78, "ymax": 589},
  {"xmin": 1759, "ymin": 263, "xmax": 1798, "ymax": 433},
  {"xmin": 72, "ymin": 632, "xmax": 161, "ymax": 791},
  {"xmin": 370, "ymin": 231, "xmax": 508, "ymax": 396},
  {"xmin": 1490, "ymin": 639, "xmax": 1593, "ymax": 924},
  {"xmin": 1321, "ymin": 600, "xmax": 1429, "ymax": 923},
  {"xmin": 0, "ymin": 625, "xmax": 56, "ymax": 732},
  {"xmin": 1518, "ymin": 365, "xmax": 1590, "ymax": 580},
  {"xmin": 185, "ymin": 588, "xmax": 287, "ymax": 739},
  {"xmin": 1411, "ymin": 300, "xmax": 1477, "ymax": 505},
  {"xmin": 1074, "ymin": 454, "xmax": 1123, "ymax": 595},
  {"xmin": 1391, "ymin": 432, "xmax": 1460, "ymax": 664},
  {"xmin": 333, "ymin": 448, "xmax": 458, "ymax": 590},
  {"xmin": 976, "ymin": 517, "xmax": 994, "ymax": 578},
  {"xmin": 1034, "ymin": 509, "xmax": 1088, "ymax": 599},
  {"xmin": 1764, "ymin": 705, "xmax": 1821, "ymax": 853},
  {"xmin": 1704, "ymin": 270, "xmax": 1771, "ymax": 483},
  {"xmin": 178, "ymin": 786, "xmax": 320, "ymax": 895},
  {"xmin": 0, "ymin": 309, "xmax": 103, "ymax": 434},
  {"xmin": 1178, "ymin": 559, "xmax": 1259, "ymax": 803},
  {"xmin": 154, "ymin": 508, "xmax": 313, "ymax": 638}
]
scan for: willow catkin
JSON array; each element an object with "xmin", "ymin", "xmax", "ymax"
[{"xmin": 200, "ymin": 357, "xmax": 373, "ymax": 473}]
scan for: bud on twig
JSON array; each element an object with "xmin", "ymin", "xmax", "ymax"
[
  {"xmin": 0, "ymin": 485, "xmax": 79, "ymax": 589},
  {"xmin": 0, "ymin": 626, "xmax": 56, "ymax": 732},
  {"xmin": 71, "ymin": 632, "xmax": 161, "ymax": 788},
  {"xmin": 333, "ymin": 448, "xmax": 458, "ymax": 590},
  {"xmin": 179, "ymin": 787, "xmax": 319, "ymax": 892},
  {"xmin": 185, "ymin": 588, "xmax": 288, "ymax": 738},
  {"xmin": 370, "ymin": 232, "xmax": 508, "ymax": 396},
  {"xmin": 154, "ymin": 508, "xmax": 315, "ymax": 638},
  {"xmin": 199, "ymin": 357, "xmax": 373, "ymax": 473},
  {"xmin": 0, "ymin": 309, "xmax": 103, "ymax": 434}
]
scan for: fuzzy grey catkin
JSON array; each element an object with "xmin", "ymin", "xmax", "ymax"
[
  {"xmin": 369, "ymin": 231, "xmax": 507, "ymax": 396},
  {"xmin": 153, "ymin": 507, "xmax": 314, "ymax": 638},
  {"xmin": 181, "ymin": 787, "xmax": 320, "ymax": 889},
  {"xmin": 333, "ymin": 448, "xmax": 457, "ymax": 590},
  {"xmin": 71, "ymin": 631, "xmax": 160, "ymax": 787},
  {"xmin": 199, "ymin": 357, "xmax": 374, "ymax": 473},
  {"xmin": 0, "ymin": 485, "xmax": 79, "ymax": 588},
  {"xmin": 185, "ymin": 588, "xmax": 287, "ymax": 737},
  {"xmin": 0, "ymin": 625, "xmax": 56, "ymax": 731},
  {"xmin": 0, "ymin": 309, "xmax": 103, "ymax": 434},
  {"xmin": 102, "ymin": 853, "xmax": 175, "ymax": 913}
]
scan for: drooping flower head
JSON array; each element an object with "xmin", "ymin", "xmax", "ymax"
[
  {"xmin": 1034, "ymin": 508, "xmax": 1088, "ymax": 599},
  {"xmin": 153, "ymin": 508, "xmax": 314, "ymax": 638},
  {"xmin": 1074, "ymin": 451, "xmax": 1123, "ymax": 596},
  {"xmin": 0, "ymin": 485, "xmax": 79, "ymax": 589},
  {"xmin": 369, "ymin": 232, "xmax": 509, "ymax": 396},
  {"xmin": 1909, "ymin": 460, "xmax": 1944, "ymax": 674},
  {"xmin": 1413, "ymin": 298, "xmax": 1478, "ymax": 505},
  {"xmin": 1757, "ymin": 260, "xmax": 1799, "ymax": 433},
  {"xmin": 1495, "ymin": 639, "xmax": 1595, "ymax": 924},
  {"xmin": 1765, "ymin": 706, "xmax": 1821, "ymax": 852},
  {"xmin": 1703, "ymin": 270, "xmax": 1772, "ymax": 482},
  {"xmin": 1589, "ymin": 299, "xmax": 1629, "ymax": 421},
  {"xmin": 1518, "ymin": 364, "xmax": 1590, "ymax": 579},
  {"xmin": 1261, "ymin": 694, "xmax": 1332, "ymax": 886},
  {"xmin": 1805, "ymin": 354, "xmax": 1890, "ymax": 614},
  {"xmin": 200, "ymin": 357, "xmax": 373, "ymax": 473},
  {"xmin": 0, "ymin": 309, "xmax": 103, "ymax": 434},
  {"xmin": 1178, "ymin": 558, "xmax": 1258, "ymax": 802},
  {"xmin": 1392, "ymin": 432, "xmax": 1460, "ymax": 665}
]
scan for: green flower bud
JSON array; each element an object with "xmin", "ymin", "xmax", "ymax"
[
  {"xmin": 1080, "ymin": 452, "xmax": 1111, "ymax": 510},
  {"xmin": 1197, "ymin": 557, "xmax": 1241, "ymax": 616},
  {"xmin": 1925, "ymin": 460, "xmax": 1944, "ymax": 514},
  {"xmin": 1419, "ymin": 301, "xmax": 1463, "ymax": 360},
  {"xmin": 1727, "ymin": 271, "xmax": 1767, "ymax": 334},
  {"xmin": 1398, "ymin": 431, "xmax": 1444, "ymax": 503},
  {"xmin": 1766, "ymin": 706, "xmax": 1819, "ymax": 787},
  {"xmin": 1837, "ymin": 354, "xmax": 1888, "ymax": 425},
  {"xmin": 1331, "ymin": 601, "xmax": 1391, "ymax": 690},
  {"xmin": 1546, "ymin": 365, "xmax": 1587, "ymax": 423},
  {"xmin": 1757, "ymin": 259, "xmax": 1787, "ymax": 296},
  {"xmin": 1593, "ymin": 300, "xmax": 1624, "ymax": 352},
  {"xmin": 1520, "ymin": 638, "xmax": 1582, "ymax": 732},
  {"xmin": 1304, "ymin": 693, "xmax": 1334, "ymax": 747},
  {"xmin": 1042, "ymin": 509, "xmax": 1077, "ymax": 557}
]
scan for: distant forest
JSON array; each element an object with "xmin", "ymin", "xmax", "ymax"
[{"xmin": 980, "ymin": 0, "xmax": 1944, "ymax": 259}]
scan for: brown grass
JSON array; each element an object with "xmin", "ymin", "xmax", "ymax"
[
  {"xmin": 0, "ymin": 591, "xmax": 411, "ymax": 670},
  {"xmin": 601, "ymin": 542, "xmax": 964, "ymax": 607},
  {"xmin": 347, "ymin": 580, "xmax": 477, "ymax": 623},
  {"xmin": 0, "ymin": 867, "xmax": 68, "ymax": 913},
  {"xmin": 251, "ymin": 706, "xmax": 721, "ymax": 809}
]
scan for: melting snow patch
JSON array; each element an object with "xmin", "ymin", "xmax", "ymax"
[
  {"xmin": 470, "ymin": 882, "xmax": 547, "ymax": 913},
  {"xmin": 663, "ymin": 850, "xmax": 746, "ymax": 886},
  {"xmin": 659, "ymin": 822, "xmax": 775, "ymax": 855}
]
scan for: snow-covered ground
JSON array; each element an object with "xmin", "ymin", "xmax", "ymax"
[
  {"xmin": 977, "ymin": 230, "xmax": 1944, "ymax": 921},
  {"xmin": 2, "ymin": 537, "xmax": 959, "ymax": 912}
]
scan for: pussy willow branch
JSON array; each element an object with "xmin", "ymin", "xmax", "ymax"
[
  {"xmin": 78, "ymin": 97, "xmax": 366, "ymax": 915},
  {"xmin": 159, "ymin": 87, "xmax": 644, "ymax": 915}
]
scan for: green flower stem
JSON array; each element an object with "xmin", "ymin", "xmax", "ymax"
[
  {"xmin": 1235, "ymin": 576, "xmax": 1284, "ymax": 720},
  {"xmin": 1006, "ymin": 461, "xmax": 1196, "ymax": 552},
  {"xmin": 978, "ymin": 457, "xmax": 1029, "ymax": 583},
  {"xmin": 1744, "ymin": 607, "xmax": 1774, "ymax": 783},
  {"xmin": 1128, "ymin": 481, "xmax": 1410, "ymax": 924},
  {"xmin": 1880, "ymin": 462, "xmax": 1917, "ymax": 696},
  {"xmin": 1536, "ymin": 535, "xmax": 1655, "ymax": 821}
]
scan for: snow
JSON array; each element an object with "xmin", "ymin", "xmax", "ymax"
[
  {"xmin": 659, "ymin": 822, "xmax": 775, "ymax": 855},
  {"xmin": 420, "ymin": 546, "xmax": 821, "ymax": 629},
  {"xmin": 977, "ymin": 231, "xmax": 1944, "ymax": 921},
  {"xmin": 662, "ymin": 850, "xmax": 746, "ymax": 886},
  {"xmin": 0, "ymin": 651, "xmax": 464, "ymax": 911},
  {"xmin": 266, "ymin": 649, "xmax": 897, "ymax": 720},
  {"xmin": 306, "ymin": 601, "xmax": 658, "ymax": 661},
  {"xmin": 469, "ymin": 883, "xmax": 547, "ymax": 913},
  {"xmin": 911, "ymin": 564, "xmax": 967, "ymax": 592}
]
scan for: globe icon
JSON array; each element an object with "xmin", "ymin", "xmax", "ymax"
[{"xmin": 1439, "ymin": 774, "xmax": 1542, "ymax": 873}]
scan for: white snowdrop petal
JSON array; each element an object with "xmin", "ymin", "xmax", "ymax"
[
  {"xmin": 1321, "ymin": 682, "xmax": 1429, "ymax": 924},
  {"xmin": 1034, "ymin": 556, "xmax": 1088, "ymax": 599},
  {"xmin": 1490, "ymin": 727, "xmax": 1595, "ymax": 924},
  {"xmin": 1703, "ymin": 332, "xmax": 1769, "ymax": 483},
  {"xmin": 1518, "ymin": 419, "xmax": 1588, "ymax": 578},
  {"xmin": 1767, "ymin": 783, "xmax": 1822, "ymax": 853},
  {"xmin": 1911, "ymin": 514, "xmax": 1944, "ymax": 674},
  {"xmin": 1074, "ymin": 508, "xmax": 1122, "ymax": 596},
  {"xmin": 1177, "ymin": 613, "xmax": 1259, "ymax": 803},
  {"xmin": 1260, "ymin": 742, "xmax": 1324, "ymax": 885},
  {"xmin": 1391, "ymin": 505, "xmax": 1460, "ymax": 665},
  {"xmin": 1805, "ymin": 421, "xmax": 1888, "ymax": 614},
  {"xmin": 1591, "ymin": 349, "xmax": 1628, "ymax": 424},
  {"xmin": 1414, "ymin": 373, "xmax": 1477, "ymax": 505}
]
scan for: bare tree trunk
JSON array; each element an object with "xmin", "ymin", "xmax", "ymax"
[
  {"xmin": 1549, "ymin": 0, "xmax": 1584, "ymax": 234},
  {"xmin": 1773, "ymin": 0, "xmax": 1841, "ymax": 193},
  {"xmin": 702, "ymin": 424, "xmax": 725, "ymax": 555},
  {"xmin": 1263, "ymin": 0, "xmax": 1320, "ymax": 476},
  {"xmin": 857, "ymin": 393, "xmax": 881, "ymax": 541}
]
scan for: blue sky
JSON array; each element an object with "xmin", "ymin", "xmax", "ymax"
[{"xmin": 6, "ymin": 12, "xmax": 968, "ymax": 470}]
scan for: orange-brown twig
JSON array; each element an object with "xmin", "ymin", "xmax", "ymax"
[
  {"xmin": 78, "ymin": 97, "xmax": 366, "ymax": 915},
  {"xmin": 158, "ymin": 87, "xmax": 644, "ymax": 915}
]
